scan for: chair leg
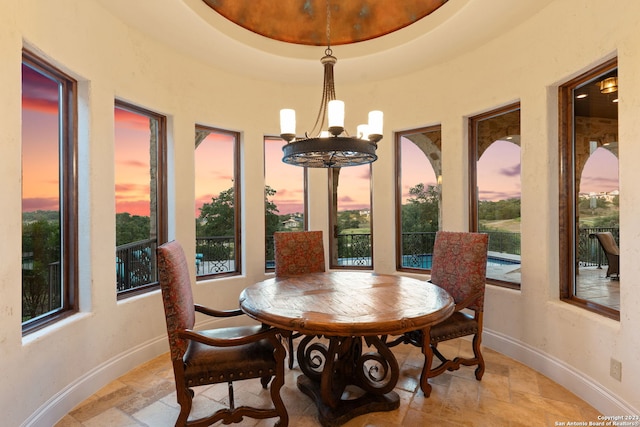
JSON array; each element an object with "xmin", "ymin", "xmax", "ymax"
[
  {"xmin": 175, "ymin": 386, "xmax": 193, "ymax": 427},
  {"xmin": 270, "ymin": 334, "xmax": 290, "ymax": 427},
  {"xmin": 472, "ymin": 332, "xmax": 485, "ymax": 381},
  {"xmin": 419, "ymin": 329, "xmax": 434, "ymax": 397}
]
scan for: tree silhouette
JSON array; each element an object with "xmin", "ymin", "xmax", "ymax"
[
  {"xmin": 22, "ymin": 219, "xmax": 60, "ymax": 321},
  {"xmin": 116, "ymin": 213, "xmax": 150, "ymax": 246},
  {"xmin": 196, "ymin": 185, "xmax": 280, "ymax": 237},
  {"xmin": 264, "ymin": 186, "xmax": 280, "ymax": 236},
  {"xmin": 402, "ymin": 183, "xmax": 439, "ymax": 232}
]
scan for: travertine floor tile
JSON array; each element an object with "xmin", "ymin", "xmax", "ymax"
[{"xmin": 54, "ymin": 339, "xmax": 601, "ymax": 426}]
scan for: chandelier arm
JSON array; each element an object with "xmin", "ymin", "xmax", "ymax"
[{"xmin": 310, "ymin": 55, "xmax": 336, "ymax": 137}]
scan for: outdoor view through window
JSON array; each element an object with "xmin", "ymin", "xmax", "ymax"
[
  {"xmin": 194, "ymin": 126, "xmax": 239, "ymax": 278},
  {"xmin": 330, "ymin": 165, "xmax": 372, "ymax": 268},
  {"xmin": 264, "ymin": 136, "xmax": 306, "ymax": 269},
  {"xmin": 114, "ymin": 102, "xmax": 165, "ymax": 295},
  {"xmin": 470, "ymin": 105, "xmax": 522, "ymax": 287},
  {"xmin": 22, "ymin": 56, "xmax": 72, "ymax": 327},
  {"xmin": 396, "ymin": 126, "xmax": 442, "ymax": 272},
  {"xmin": 570, "ymin": 65, "xmax": 619, "ymax": 312}
]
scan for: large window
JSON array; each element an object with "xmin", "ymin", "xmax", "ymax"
[
  {"xmin": 329, "ymin": 165, "xmax": 372, "ymax": 269},
  {"xmin": 264, "ymin": 136, "xmax": 307, "ymax": 270},
  {"xmin": 114, "ymin": 101, "xmax": 166, "ymax": 296},
  {"xmin": 21, "ymin": 51, "xmax": 77, "ymax": 332},
  {"xmin": 559, "ymin": 59, "xmax": 619, "ymax": 319},
  {"xmin": 469, "ymin": 103, "xmax": 521, "ymax": 288},
  {"xmin": 396, "ymin": 126, "xmax": 442, "ymax": 272},
  {"xmin": 194, "ymin": 126, "xmax": 240, "ymax": 279}
]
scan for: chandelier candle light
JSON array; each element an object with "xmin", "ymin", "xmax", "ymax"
[{"xmin": 279, "ymin": 2, "xmax": 383, "ymax": 167}]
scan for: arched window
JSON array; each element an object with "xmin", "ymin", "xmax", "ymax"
[
  {"xmin": 559, "ymin": 59, "xmax": 619, "ymax": 319},
  {"xmin": 395, "ymin": 125, "xmax": 442, "ymax": 272},
  {"xmin": 469, "ymin": 104, "xmax": 521, "ymax": 288}
]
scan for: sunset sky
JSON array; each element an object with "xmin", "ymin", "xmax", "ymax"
[
  {"xmin": 22, "ymin": 66, "xmax": 620, "ymax": 216},
  {"xmin": 22, "ymin": 64, "xmax": 60, "ymax": 212},
  {"xmin": 194, "ymin": 131, "xmax": 235, "ymax": 218},
  {"xmin": 264, "ymin": 138, "xmax": 305, "ymax": 215},
  {"xmin": 114, "ymin": 107, "xmax": 152, "ymax": 217}
]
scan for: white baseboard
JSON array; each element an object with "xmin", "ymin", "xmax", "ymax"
[
  {"xmin": 26, "ymin": 322, "xmax": 636, "ymax": 426},
  {"xmin": 23, "ymin": 316, "xmax": 245, "ymax": 427},
  {"xmin": 483, "ymin": 328, "xmax": 637, "ymax": 416},
  {"xmin": 22, "ymin": 336, "xmax": 168, "ymax": 427}
]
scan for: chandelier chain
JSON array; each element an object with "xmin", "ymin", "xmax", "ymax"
[{"xmin": 326, "ymin": 0, "xmax": 331, "ymax": 52}]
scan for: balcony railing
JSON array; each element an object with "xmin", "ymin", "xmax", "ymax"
[
  {"xmin": 335, "ymin": 233, "xmax": 372, "ymax": 266},
  {"xmin": 233, "ymin": 227, "xmax": 619, "ymax": 272},
  {"xmin": 264, "ymin": 232, "xmax": 373, "ymax": 269},
  {"xmin": 195, "ymin": 236, "xmax": 235, "ymax": 275},
  {"xmin": 116, "ymin": 238, "xmax": 157, "ymax": 292},
  {"xmin": 578, "ymin": 227, "xmax": 619, "ymax": 268}
]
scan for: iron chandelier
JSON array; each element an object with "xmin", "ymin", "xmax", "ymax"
[{"xmin": 279, "ymin": 2, "xmax": 383, "ymax": 168}]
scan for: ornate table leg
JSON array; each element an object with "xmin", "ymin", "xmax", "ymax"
[{"xmin": 296, "ymin": 335, "xmax": 400, "ymax": 427}]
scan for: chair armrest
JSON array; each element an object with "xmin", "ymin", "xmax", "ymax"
[
  {"xmin": 454, "ymin": 290, "xmax": 483, "ymax": 311},
  {"xmin": 194, "ymin": 304, "xmax": 243, "ymax": 317},
  {"xmin": 177, "ymin": 326, "xmax": 280, "ymax": 347}
]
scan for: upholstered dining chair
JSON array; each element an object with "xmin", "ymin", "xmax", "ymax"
[
  {"xmin": 157, "ymin": 241, "xmax": 288, "ymax": 427},
  {"xmin": 273, "ymin": 231, "xmax": 325, "ymax": 368},
  {"xmin": 387, "ymin": 231, "xmax": 489, "ymax": 397}
]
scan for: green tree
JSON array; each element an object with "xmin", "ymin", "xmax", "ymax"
[
  {"xmin": 578, "ymin": 196, "xmax": 609, "ymax": 213},
  {"xmin": 337, "ymin": 210, "xmax": 362, "ymax": 232},
  {"xmin": 196, "ymin": 185, "xmax": 280, "ymax": 237},
  {"xmin": 478, "ymin": 198, "xmax": 521, "ymax": 220},
  {"xmin": 402, "ymin": 183, "xmax": 439, "ymax": 232},
  {"xmin": 115, "ymin": 213, "xmax": 150, "ymax": 246},
  {"xmin": 264, "ymin": 185, "xmax": 280, "ymax": 236},
  {"xmin": 612, "ymin": 195, "xmax": 619, "ymax": 207},
  {"xmin": 22, "ymin": 218, "xmax": 61, "ymax": 320},
  {"xmin": 197, "ymin": 187, "xmax": 236, "ymax": 237},
  {"xmin": 592, "ymin": 215, "xmax": 619, "ymax": 228}
]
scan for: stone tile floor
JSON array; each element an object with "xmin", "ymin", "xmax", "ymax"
[
  {"xmin": 55, "ymin": 337, "xmax": 602, "ymax": 426},
  {"xmin": 576, "ymin": 266, "xmax": 620, "ymax": 310}
]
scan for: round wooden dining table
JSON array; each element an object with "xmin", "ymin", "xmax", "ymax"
[{"xmin": 239, "ymin": 271, "xmax": 454, "ymax": 427}]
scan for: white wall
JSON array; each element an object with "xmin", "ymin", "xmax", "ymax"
[{"xmin": 0, "ymin": 0, "xmax": 638, "ymax": 425}]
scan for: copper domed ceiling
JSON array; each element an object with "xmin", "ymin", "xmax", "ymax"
[{"xmin": 202, "ymin": 0, "xmax": 448, "ymax": 46}]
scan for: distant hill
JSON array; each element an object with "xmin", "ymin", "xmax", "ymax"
[{"xmin": 22, "ymin": 210, "xmax": 59, "ymax": 223}]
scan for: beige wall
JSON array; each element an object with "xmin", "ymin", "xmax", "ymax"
[{"xmin": 1, "ymin": 0, "xmax": 639, "ymax": 425}]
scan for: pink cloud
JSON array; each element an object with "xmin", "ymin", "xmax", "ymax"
[
  {"xmin": 115, "ymin": 200, "xmax": 150, "ymax": 216},
  {"xmin": 22, "ymin": 197, "xmax": 59, "ymax": 212}
]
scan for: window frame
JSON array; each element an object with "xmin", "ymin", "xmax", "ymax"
[
  {"xmin": 194, "ymin": 124, "xmax": 241, "ymax": 280},
  {"xmin": 114, "ymin": 100, "xmax": 167, "ymax": 298},
  {"xmin": 558, "ymin": 57, "xmax": 619, "ymax": 320},
  {"xmin": 21, "ymin": 49, "xmax": 78, "ymax": 334},
  {"xmin": 468, "ymin": 102, "xmax": 521, "ymax": 290},
  {"xmin": 395, "ymin": 125, "xmax": 442, "ymax": 274}
]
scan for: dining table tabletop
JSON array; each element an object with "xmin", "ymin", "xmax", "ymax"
[{"xmin": 239, "ymin": 271, "xmax": 454, "ymax": 427}]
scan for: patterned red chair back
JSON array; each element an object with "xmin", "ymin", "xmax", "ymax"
[
  {"xmin": 157, "ymin": 241, "xmax": 196, "ymax": 361},
  {"xmin": 430, "ymin": 231, "xmax": 489, "ymax": 312},
  {"xmin": 274, "ymin": 231, "xmax": 325, "ymax": 277}
]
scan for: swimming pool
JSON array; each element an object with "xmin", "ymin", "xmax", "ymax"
[{"xmin": 401, "ymin": 254, "xmax": 520, "ymax": 269}]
